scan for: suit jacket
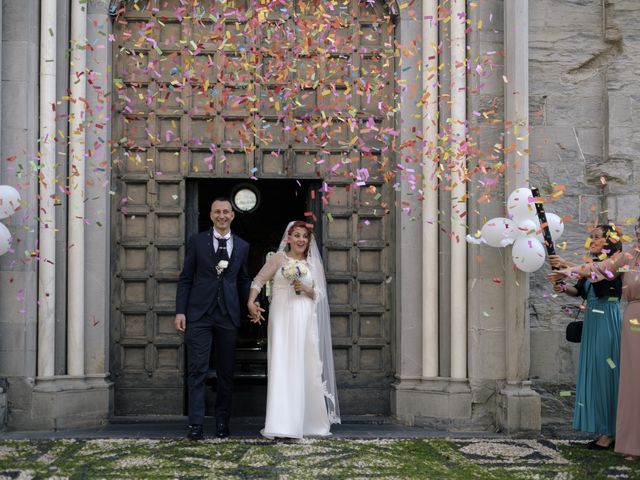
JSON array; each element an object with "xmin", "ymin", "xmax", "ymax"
[{"xmin": 176, "ymin": 229, "xmax": 251, "ymax": 328}]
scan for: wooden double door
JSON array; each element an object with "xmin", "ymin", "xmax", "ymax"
[{"xmin": 111, "ymin": 0, "xmax": 396, "ymax": 416}]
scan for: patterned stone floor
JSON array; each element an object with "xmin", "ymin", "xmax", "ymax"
[{"xmin": 0, "ymin": 437, "xmax": 638, "ymax": 479}]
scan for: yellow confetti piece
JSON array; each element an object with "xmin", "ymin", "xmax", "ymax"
[
  {"xmin": 559, "ymin": 391, "xmax": 572, "ymax": 397},
  {"xmin": 606, "ymin": 358, "xmax": 616, "ymax": 369},
  {"xmin": 629, "ymin": 318, "xmax": 639, "ymax": 325},
  {"xmin": 584, "ymin": 237, "xmax": 592, "ymax": 248},
  {"xmin": 592, "ymin": 309, "xmax": 604, "ymax": 314}
]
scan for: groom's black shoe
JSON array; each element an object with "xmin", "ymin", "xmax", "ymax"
[
  {"xmin": 215, "ymin": 419, "xmax": 230, "ymax": 439},
  {"xmin": 187, "ymin": 424, "xmax": 204, "ymax": 441}
]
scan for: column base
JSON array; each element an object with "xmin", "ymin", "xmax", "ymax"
[
  {"xmin": 496, "ymin": 381, "xmax": 541, "ymax": 434},
  {"xmin": 9, "ymin": 375, "xmax": 113, "ymax": 431},
  {"xmin": 392, "ymin": 378, "xmax": 473, "ymax": 429}
]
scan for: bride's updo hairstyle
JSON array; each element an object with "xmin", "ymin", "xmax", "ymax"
[{"xmin": 287, "ymin": 221, "xmax": 313, "ymax": 257}]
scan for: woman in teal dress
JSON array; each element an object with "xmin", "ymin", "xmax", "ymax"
[{"xmin": 550, "ymin": 224, "xmax": 622, "ymax": 449}]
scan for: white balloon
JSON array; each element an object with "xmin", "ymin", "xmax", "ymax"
[
  {"xmin": 0, "ymin": 185, "xmax": 21, "ymax": 219},
  {"xmin": 507, "ymin": 187, "xmax": 536, "ymax": 222},
  {"xmin": 0, "ymin": 222, "xmax": 11, "ymax": 256},
  {"xmin": 481, "ymin": 217, "xmax": 516, "ymax": 248},
  {"xmin": 517, "ymin": 218, "xmax": 538, "ymax": 237},
  {"xmin": 545, "ymin": 212, "xmax": 564, "ymax": 242},
  {"xmin": 511, "ymin": 237, "xmax": 546, "ymax": 273}
]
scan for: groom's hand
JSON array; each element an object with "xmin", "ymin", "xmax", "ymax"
[{"xmin": 175, "ymin": 314, "xmax": 186, "ymax": 332}]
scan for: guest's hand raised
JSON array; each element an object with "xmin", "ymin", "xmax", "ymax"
[
  {"xmin": 548, "ymin": 255, "xmax": 572, "ymax": 269},
  {"xmin": 547, "ymin": 270, "xmax": 567, "ymax": 284}
]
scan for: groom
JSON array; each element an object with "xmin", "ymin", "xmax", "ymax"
[{"xmin": 175, "ymin": 198, "xmax": 251, "ymax": 440}]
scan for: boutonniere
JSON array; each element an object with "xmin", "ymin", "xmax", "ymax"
[{"xmin": 216, "ymin": 260, "xmax": 229, "ymax": 276}]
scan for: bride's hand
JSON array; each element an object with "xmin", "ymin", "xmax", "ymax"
[
  {"xmin": 292, "ymin": 280, "xmax": 312, "ymax": 296},
  {"xmin": 247, "ymin": 301, "xmax": 265, "ymax": 324}
]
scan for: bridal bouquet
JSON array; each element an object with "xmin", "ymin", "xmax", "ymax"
[{"xmin": 281, "ymin": 259, "xmax": 308, "ymax": 295}]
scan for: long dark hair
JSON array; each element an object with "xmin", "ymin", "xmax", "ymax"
[
  {"xmin": 596, "ymin": 223, "xmax": 622, "ymax": 257},
  {"xmin": 578, "ymin": 223, "xmax": 623, "ymax": 299}
]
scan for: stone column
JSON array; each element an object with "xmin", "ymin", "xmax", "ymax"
[
  {"xmin": 38, "ymin": 0, "xmax": 57, "ymax": 379},
  {"xmin": 421, "ymin": 0, "xmax": 439, "ymax": 379},
  {"xmin": 84, "ymin": 1, "xmax": 114, "ymax": 406},
  {"xmin": 23, "ymin": 0, "xmax": 110, "ymax": 430},
  {"xmin": 67, "ymin": 0, "xmax": 87, "ymax": 377},
  {"xmin": 393, "ymin": 2, "xmax": 424, "ymax": 393},
  {"xmin": 392, "ymin": 1, "xmax": 472, "ymax": 428},
  {"xmin": 0, "ymin": 0, "xmax": 5, "ymax": 429},
  {"xmin": 497, "ymin": 0, "xmax": 541, "ymax": 434},
  {"xmin": 449, "ymin": 0, "xmax": 467, "ymax": 381}
]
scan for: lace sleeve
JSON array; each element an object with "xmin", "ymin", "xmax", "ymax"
[
  {"xmin": 311, "ymin": 264, "xmax": 326, "ymax": 303},
  {"xmin": 250, "ymin": 251, "xmax": 284, "ymax": 291}
]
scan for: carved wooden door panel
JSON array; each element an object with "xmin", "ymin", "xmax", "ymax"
[{"xmin": 112, "ymin": 0, "xmax": 395, "ymax": 415}]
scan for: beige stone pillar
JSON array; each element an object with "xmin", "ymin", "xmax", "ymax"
[{"xmin": 497, "ymin": 0, "xmax": 541, "ymax": 434}]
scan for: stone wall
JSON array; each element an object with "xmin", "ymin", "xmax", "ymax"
[
  {"xmin": 0, "ymin": 0, "xmax": 40, "ymax": 427},
  {"xmin": 529, "ymin": 0, "xmax": 640, "ymax": 384}
]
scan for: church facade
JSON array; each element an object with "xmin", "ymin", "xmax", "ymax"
[{"xmin": 0, "ymin": 0, "xmax": 637, "ymax": 432}]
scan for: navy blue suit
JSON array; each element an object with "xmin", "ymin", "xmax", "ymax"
[{"xmin": 176, "ymin": 229, "xmax": 251, "ymax": 425}]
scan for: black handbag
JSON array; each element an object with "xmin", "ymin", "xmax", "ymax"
[
  {"xmin": 565, "ymin": 292, "xmax": 588, "ymax": 343},
  {"xmin": 565, "ymin": 320, "xmax": 583, "ymax": 343}
]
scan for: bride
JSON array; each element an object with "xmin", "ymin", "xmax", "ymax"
[{"xmin": 247, "ymin": 221, "xmax": 340, "ymax": 438}]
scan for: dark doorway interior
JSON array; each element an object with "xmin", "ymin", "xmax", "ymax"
[{"xmin": 185, "ymin": 178, "xmax": 322, "ymax": 416}]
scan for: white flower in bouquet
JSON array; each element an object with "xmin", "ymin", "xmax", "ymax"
[
  {"xmin": 215, "ymin": 259, "xmax": 229, "ymax": 276},
  {"xmin": 281, "ymin": 259, "xmax": 308, "ymax": 295}
]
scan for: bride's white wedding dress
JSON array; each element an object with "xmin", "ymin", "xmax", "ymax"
[{"xmin": 252, "ymin": 251, "xmax": 331, "ymax": 438}]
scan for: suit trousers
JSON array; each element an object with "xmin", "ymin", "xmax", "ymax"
[{"xmin": 185, "ymin": 306, "xmax": 238, "ymax": 425}]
